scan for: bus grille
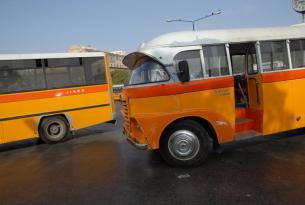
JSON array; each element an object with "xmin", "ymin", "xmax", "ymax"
[{"xmin": 122, "ymin": 100, "xmax": 130, "ymax": 132}]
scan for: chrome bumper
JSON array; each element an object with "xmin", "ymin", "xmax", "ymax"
[{"xmin": 123, "ymin": 132, "xmax": 148, "ymax": 150}]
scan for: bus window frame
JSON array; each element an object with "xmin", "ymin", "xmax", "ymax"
[
  {"xmin": 201, "ymin": 44, "xmax": 232, "ymax": 79},
  {"xmin": 287, "ymin": 40, "xmax": 293, "ymax": 69},
  {"xmin": 257, "ymin": 40, "xmax": 292, "ymax": 74},
  {"xmin": 288, "ymin": 38, "xmax": 305, "ymax": 70},
  {"xmin": 0, "ymin": 56, "xmax": 108, "ymax": 95},
  {"xmin": 44, "ymin": 57, "xmax": 107, "ymax": 89},
  {"xmin": 174, "ymin": 44, "xmax": 235, "ymax": 81},
  {"xmin": 0, "ymin": 62, "xmax": 47, "ymax": 95},
  {"xmin": 228, "ymin": 39, "xmax": 303, "ymax": 75},
  {"xmin": 243, "ymin": 41, "xmax": 261, "ymax": 75},
  {"xmin": 44, "ymin": 58, "xmax": 86, "ymax": 90},
  {"xmin": 200, "ymin": 40, "xmax": 297, "ymax": 76},
  {"xmin": 174, "ymin": 49, "xmax": 205, "ymax": 81}
]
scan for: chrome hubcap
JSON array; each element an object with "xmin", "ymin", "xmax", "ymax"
[{"xmin": 168, "ymin": 130, "xmax": 200, "ymax": 161}]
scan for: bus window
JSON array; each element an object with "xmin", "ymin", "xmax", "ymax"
[
  {"xmin": 84, "ymin": 57, "xmax": 107, "ymax": 85},
  {"xmin": 290, "ymin": 39, "xmax": 305, "ymax": 69},
  {"xmin": 174, "ymin": 50, "xmax": 203, "ymax": 80},
  {"xmin": 260, "ymin": 41, "xmax": 289, "ymax": 72},
  {"xmin": 0, "ymin": 59, "xmax": 45, "ymax": 93},
  {"xmin": 232, "ymin": 55, "xmax": 246, "ymax": 75},
  {"xmin": 203, "ymin": 45, "xmax": 229, "ymax": 77},
  {"xmin": 128, "ymin": 58, "xmax": 169, "ymax": 85},
  {"xmin": 45, "ymin": 58, "xmax": 85, "ymax": 89}
]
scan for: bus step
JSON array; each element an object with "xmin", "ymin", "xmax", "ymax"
[
  {"xmin": 235, "ymin": 130, "xmax": 262, "ymax": 141},
  {"xmin": 235, "ymin": 108, "xmax": 246, "ymax": 118},
  {"xmin": 235, "ymin": 117, "xmax": 254, "ymax": 132}
]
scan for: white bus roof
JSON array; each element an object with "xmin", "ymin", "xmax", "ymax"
[
  {"xmin": 139, "ymin": 24, "xmax": 305, "ymax": 50},
  {"xmin": 0, "ymin": 52, "xmax": 106, "ymax": 60}
]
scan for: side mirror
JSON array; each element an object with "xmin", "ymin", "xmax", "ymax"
[{"xmin": 177, "ymin": 60, "xmax": 190, "ymax": 82}]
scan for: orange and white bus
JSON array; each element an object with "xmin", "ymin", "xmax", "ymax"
[
  {"xmin": 122, "ymin": 24, "xmax": 305, "ymax": 166},
  {"xmin": 0, "ymin": 52, "xmax": 115, "ymax": 145}
]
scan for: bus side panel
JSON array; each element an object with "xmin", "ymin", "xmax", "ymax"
[
  {"xmin": 0, "ymin": 88, "xmax": 112, "ymax": 144},
  {"xmin": 178, "ymin": 87, "xmax": 235, "ymax": 144},
  {"xmin": 2, "ymin": 117, "xmax": 40, "ymax": 144},
  {"xmin": 67, "ymin": 105, "xmax": 113, "ymax": 130},
  {"xmin": 128, "ymin": 87, "xmax": 235, "ymax": 149},
  {"xmin": 262, "ymin": 70, "xmax": 305, "ymax": 135},
  {"xmin": 262, "ymin": 81, "xmax": 294, "ymax": 135},
  {"xmin": 292, "ymin": 77, "xmax": 305, "ymax": 128},
  {"xmin": 1, "ymin": 91, "xmax": 109, "ymax": 120},
  {"xmin": 1, "ymin": 106, "xmax": 113, "ymax": 144}
]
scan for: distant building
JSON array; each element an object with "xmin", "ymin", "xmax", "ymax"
[
  {"xmin": 110, "ymin": 50, "xmax": 128, "ymax": 56},
  {"xmin": 68, "ymin": 45, "xmax": 99, "ymax": 53},
  {"xmin": 109, "ymin": 50, "xmax": 127, "ymax": 69},
  {"xmin": 68, "ymin": 46, "xmax": 127, "ymax": 69}
]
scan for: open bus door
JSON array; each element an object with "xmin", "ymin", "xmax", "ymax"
[
  {"xmin": 247, "ymin": 42, "xmax": 263, "ymax": 110},
  {"xmin": 240, "ymin": 42, "xmax": 264, "ymax": 135},
  {"xmin": 230, "ymin": 42, "xmax": 264, "ymax": 140}
]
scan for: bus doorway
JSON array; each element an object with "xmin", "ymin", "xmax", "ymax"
[
  {"xmin": 230, "ymin": 43, "xmax": 263, "ymax": 138},
  {"xmin": 230, "ymin": 43, "xmax": 252, "ymax": 107}
]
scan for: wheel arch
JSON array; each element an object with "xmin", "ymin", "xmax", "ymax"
[
  {"xmin": 37, "ymin": 113, "xmax": 73, "ymax": 132},
  {"xmin": 159, "ymin": 116, "xmax": 219, "ymax": 149}
]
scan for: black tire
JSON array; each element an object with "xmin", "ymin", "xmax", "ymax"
[
  {"xmin": 39, "ymin": 116, "xmax": 70, "ymax": 144},
  {"xmin": 160, "ymin": 120, "xmax": 212, "ymax": 167}
]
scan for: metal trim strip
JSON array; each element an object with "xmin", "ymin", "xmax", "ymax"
[{"xmin": 0, "ymin": 103, "xmax": 110, "ymax": 122}]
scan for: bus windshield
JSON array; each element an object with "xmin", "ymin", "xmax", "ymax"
[{"xmin": 127, "ymin": 57, "xmax": 169, "ymax": 85}]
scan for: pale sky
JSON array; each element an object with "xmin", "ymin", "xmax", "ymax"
[{"xmin": 0, "ymin": 0, "xmax": 302, "ymax": 53}]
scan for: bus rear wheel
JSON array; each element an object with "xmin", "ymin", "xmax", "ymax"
[
  {"xmin": 39, "ymin": 116, "xmax": 70, "ymax": 144},
  {"xmin": 160, "ymin": 120, "xmax": 212, "ymax": 167}
]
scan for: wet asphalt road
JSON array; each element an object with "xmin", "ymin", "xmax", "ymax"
[{"xmin": 1, "ymin": 103, "xmax": 305, "ymax": 205}]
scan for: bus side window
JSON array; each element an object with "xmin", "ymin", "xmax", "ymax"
[
  {"xmin": 202, "ymin": 45, "xmax": 229, "ymax": 77},
  {"xmin": 0, "ymin": 59, "xmax": 45, "ymax": 93},
  {"xmin": 45, "ymin": 58, "xmax": 86, "ymax": 89},
  {"xmin": 174, "ymin": 50, "xmax": 203, "ymax": 80},
  {"xmin": 83, "ymin": 57, "xmax": 107, "ymax": 85},
  {"xmin": 232, "ymin": 55, "xmax": 246, "ymax": 75},
  {"xmin": 260, "ymin": 41, "xmax": 289, "ymax": 72},
  {"xmin": 290, "ymin": 39, "xmax": 305, "ymax": 69}
]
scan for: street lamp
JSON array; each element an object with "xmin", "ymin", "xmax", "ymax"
[{"xmin": 166, "ymin": 10, "xmax": 222, "ymax": 31}]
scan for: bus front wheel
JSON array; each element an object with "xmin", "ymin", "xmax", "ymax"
[
  {"xmin": 39, "ymin": 116, "xmax": 70, "ymax": 144},
  {"xmin": 160, "ymin": 120, "xmax": 212, "ymax": 167}
]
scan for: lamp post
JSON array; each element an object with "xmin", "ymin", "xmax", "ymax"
[{"xmin": 166, "ymin": 10, "xmax": 222, "ymax": 31}]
